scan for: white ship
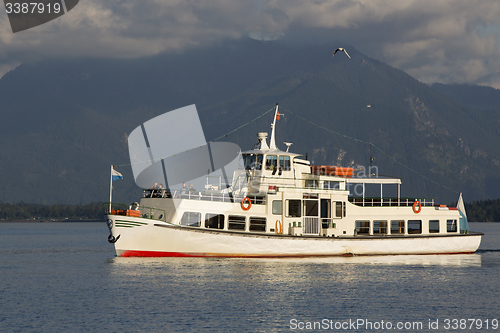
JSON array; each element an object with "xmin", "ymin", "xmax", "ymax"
[{"xmin": 105, "ymin": 105, "xmax": 482, "ymax": 257}]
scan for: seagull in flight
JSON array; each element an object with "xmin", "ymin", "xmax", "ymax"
[{"xmin": 333, "ymin": 48, "xmax": 351, "ymax": 59}]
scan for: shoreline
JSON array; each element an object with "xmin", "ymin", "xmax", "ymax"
[{"xmin": 0, "ymin": 219, "xmax": 104, "ymax": 223}]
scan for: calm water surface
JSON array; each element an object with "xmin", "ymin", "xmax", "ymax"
[{"xmin": 0, "ymin": 222, "xmax": 499, "ymax": 332}]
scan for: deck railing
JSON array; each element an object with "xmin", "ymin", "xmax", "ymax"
[
  {"xmin": 105, "ymin": 203, "xmax": 167, "ymax": 222},
  {"xmin": 142, "ymin": 189, "xmax": 266, "ymax": 205},
  {"xmin": 348, "ymin": 197, "xmax": 434, "ymax": 207},
  {"xmin": 303, "ymin": 217, "xmax": 320, "ymax": 235}
]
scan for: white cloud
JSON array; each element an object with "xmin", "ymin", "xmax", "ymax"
[{"xmin": 1, "ymin": 0, "xmax": 500, "ymax": 87}]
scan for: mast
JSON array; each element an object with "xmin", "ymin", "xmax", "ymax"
[
  {"xmin": 269, "ymin": 104, "xmax": 279, "ymax": 150},
  {"xmin": 109, "ymin": 165, "xmax": 113, "ymax": 212}
]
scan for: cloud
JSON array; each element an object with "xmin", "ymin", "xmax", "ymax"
[{"xmin": 1, "ymin": 0, "xmax": 500, "ymax": 87}]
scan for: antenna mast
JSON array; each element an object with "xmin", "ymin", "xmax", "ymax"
[{"xmin": 269, "ymin": 104, "xmax": 279, "ymax": 150}]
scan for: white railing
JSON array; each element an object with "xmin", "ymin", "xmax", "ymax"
[
  {"xmin": 303, "ymin": 217, "xmax": 319, "ymax": 235},
  {"xmin": 348, "ymin": 197, "xmax": 434, "ymax": 207}
]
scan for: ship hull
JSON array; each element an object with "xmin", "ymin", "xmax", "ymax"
[{"xmin": 107, "ymin": 215, "xmax": 482, "ymax": 257}]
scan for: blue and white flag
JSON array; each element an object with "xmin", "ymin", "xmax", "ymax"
[{"xmin": 112, "ymin": 167, "xmax": 124, "ymax": 181}]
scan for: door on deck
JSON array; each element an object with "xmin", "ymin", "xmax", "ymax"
[
  {"xmin": 321, "ymin": 199, "xmax": 331, "ymax": 229},
  {"xmin": 303, "ymin": 195, "xmax": 319, "ymax": 235}
]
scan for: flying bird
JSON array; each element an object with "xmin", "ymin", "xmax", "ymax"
[{"xmin": 332, "ymin": 48, "xmax": 351, "ymax": 59}]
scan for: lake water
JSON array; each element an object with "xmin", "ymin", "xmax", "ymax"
[{"xmin": 0, "ymin": 222, "xmax": 499, "ymax": 332}]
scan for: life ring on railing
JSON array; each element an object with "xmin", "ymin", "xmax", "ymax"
[
  {"xmin": 240, "ymin": 197, "xmax": 252, "ymax": 211},
  {"xmin": 275, "ymin": 220, "xmax": 282, "ymax": 235},
  {"xmin": 412, "ymin": 200, "xmax": 422, "ymax": 214}
]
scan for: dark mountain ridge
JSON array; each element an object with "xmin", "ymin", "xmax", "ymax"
[{"xmin": 1, "ymin": 38, "xmax": 499, "ymax": 204}]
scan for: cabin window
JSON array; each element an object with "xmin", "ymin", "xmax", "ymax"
[
  {"xmin": 333, "ymin": 201, "xmax": 343, "ymax": 218},
  {"xmin": 373, "ymin": 220, "xmax": 388, "ymax": 234},
  {"xmin": 265, "ymin": 155, "xmax": 278, "ymax": 171},
  {"xmin": 286, "ymin": 200, "xmax": 301, "ymax": 217},
  {"xmin": 408, "ymin": 220, "xmax": 422, "ymax": 234},
  {"xmin": 304, "ymin": 200, "xmax": 318, "ymax": 217},
  {"xmin": 279, "ymin": 156, "xmax": 291, "ymax": 171},
  {"xmin": 305, "ymin": 179, "xmax": 319, "ymax": 188},
  {"xmin": 272, "ymin": 200, "xmax": 282, "ymax": 215},
  {"xmin": 429, "ymin": 220, "xmax": 440, "ymax": 233},
  {"xmin": 356, "ymin": 220, "xmax": 370, "ymax": 235},
  {"xmin": 447, "ymin": 219, "xmax": 457, "ymax": 232},
  {"xmin": 324, "ymin": 181, "xmax": 340, "ymax": 189},
  {"xmin": 228, "ymin": 215, "xmax": 246, "ymax": 230},
  {"xmin": 205, "ymin": 213, "xmax": 224, "ymax": 229},
  {"xmin": 391, "ymin": 220, "xmax": 405, "ymax": 234},
  {"xmin": 249, "ymin": 217, "xmax": 266, "ymax": 232},
  {"xmin": 180, "ymin": 212, "xmax": 201, "ymax": 227}
]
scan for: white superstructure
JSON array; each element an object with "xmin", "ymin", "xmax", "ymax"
[{"xmin": 105, "ymin": 106, "xmax": 482, "ymax": 257}]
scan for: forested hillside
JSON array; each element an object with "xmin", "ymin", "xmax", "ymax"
[{"xmin": 1, "ymin": 39, "xmax": 500, "ymax": 204}]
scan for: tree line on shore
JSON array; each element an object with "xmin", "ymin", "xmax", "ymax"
[
  {"xmin": 0, "ymin": 199, "xmax": 499, "ymax": 222},
  {"xmin": 464, "ymin": 199, "xmax": 500, "ymax": 222},
  {"xmin": 0, "ymin": 202, "xmax": 105, "ymax": 221}
]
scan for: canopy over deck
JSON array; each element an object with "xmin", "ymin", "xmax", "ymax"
[{"xmin": 345, "ymin": 176, "xmax": 401, "ymax": 185}]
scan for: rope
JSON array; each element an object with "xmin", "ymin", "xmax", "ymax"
[
  {"xmin": 210, "ymin": 106, "xmax": 276, "ymax": 142},
  {"xmin": 116, "ymin": 106, "xmax": 276, "ymax": 167},
  {"xmin": 115, "ymin": 103, "xmax": 459, "ymax": 195},
  {"xmin": 281, "ymin": 106, "xmax": 459, "ymax": 194}
]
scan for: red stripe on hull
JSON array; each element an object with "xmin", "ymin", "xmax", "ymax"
[{"xmin": 119, "ymin": 250, "xmax": 476, "ymax": 258}]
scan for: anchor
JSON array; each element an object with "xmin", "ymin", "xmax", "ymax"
[{"xmin": 108, "ymin": 234, "xmax": 121, "ymax": 243}]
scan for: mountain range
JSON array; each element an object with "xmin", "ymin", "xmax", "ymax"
[{"xmin": 1, "ymin": 38, "xmax": 500, "ymax": 205}]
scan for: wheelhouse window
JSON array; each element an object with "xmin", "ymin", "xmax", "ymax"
[
  {"xmin": 286, "ymin": 200, "xmax": 301, "ymax": 217},
  {"xmin": 265, "ymin": 155, "xmax": 278, "ymax": 170},
  {"xmin": 249, "ymin": 217, "xmax": 266, "ymax": 232},
  {"xmin": 391, "ymin": 220, "xmax": 405, "ymax": 234},
  {"xmin": 272, "ymin": 200, "xmax": 282, "ymax": 215},
  {"xmin": 408, "ymin": 220, "xmax": 422, "ymax": 234},
  {"xmin": 205, "ymin": 213, "xmax": 224, "ymax": 229},
  {"xmin": 373, "ymin": 221, "xmax": 388, "ymax": 234},
  {"xmin": 180, "ymin": 212, "xmax": 201, "ymax": 227},
  {"xmin": 228, "ymin": 215, "xmax": 246, "ymax": 230},
  {"xmin": 447, "ymin": 219, "xmax": 457, "ymax": 232},
  {"xmin": 279, "ymin": 156, "xmax": 291, "ymax": 171},
  {"xmin": 243, "ymin": 154, "xmax": 263, "ymax": 170},
  {"xmin": 356, "ymin": 220, "xmax": 370, "ymax": 235},
  {"xmin": 429, "ymin": 220, "xmax": 440, "ymax": 233}
]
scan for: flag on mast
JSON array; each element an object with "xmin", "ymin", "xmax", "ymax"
[{"xmin": 112, "ymin": 167, "xmax": 124, "ymax": 181}]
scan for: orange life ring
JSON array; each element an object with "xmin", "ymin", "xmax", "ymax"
[
  {"xmin": 275, "ymin": 220, "xmax": 282, "ymax": 235},
  {"xmin": 412, "ymin": 200, "xmax": 422, "ymax": 214},
  {"xmin": 241, "ymin": 197, "xmax": 252, "ymax": 211}
]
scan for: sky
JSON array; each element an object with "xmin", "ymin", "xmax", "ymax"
[{"xmin": 1, "ymin": 0, "xmax": 500, "ymax": 88}]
